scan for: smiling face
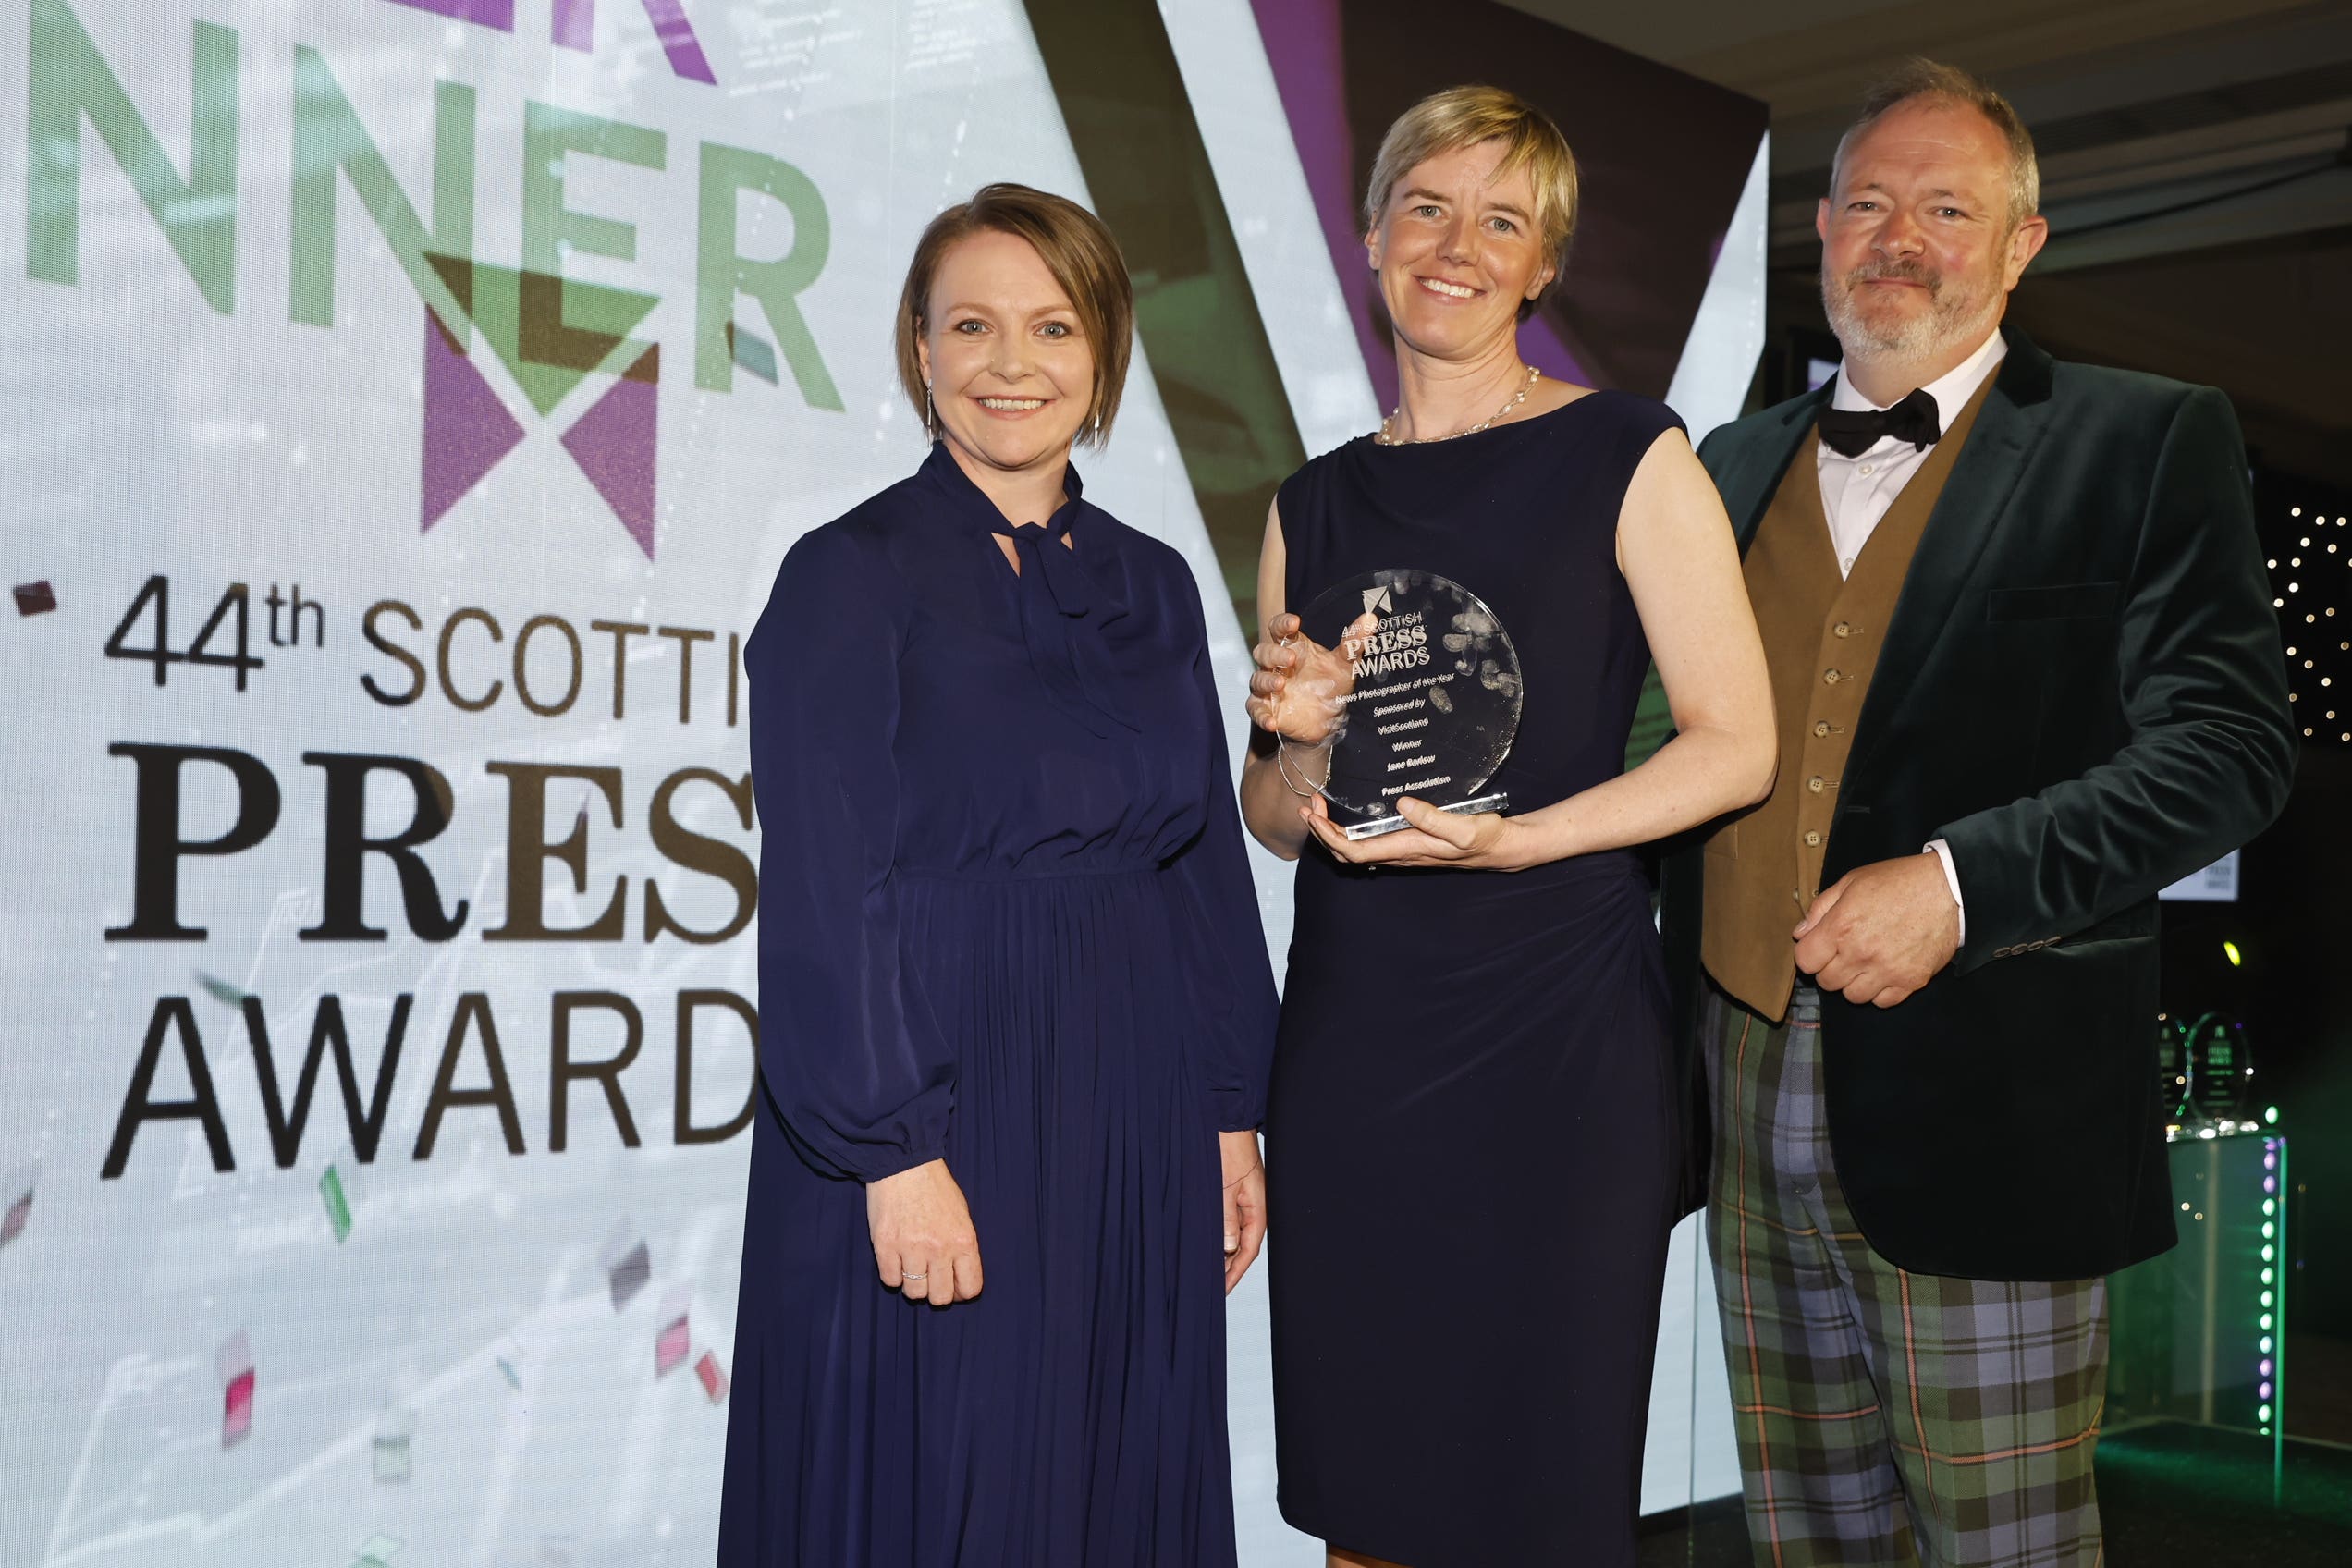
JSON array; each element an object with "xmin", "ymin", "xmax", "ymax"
[
  {"xmin": 1366, "ymin": 140, "xmax": 1556, "ymax": 363},
  {"xmin": 916, "ymin": 228, "xmax": 1096, "ymax": 479},
  {"xmin": 1818, "ymin": 97, "xmax": 2047, "ymax": 368}
]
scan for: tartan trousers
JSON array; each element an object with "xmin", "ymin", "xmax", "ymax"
[{"xmin": 1703, "ymin": 983, "xmax": 2110, "ymax": 1568}]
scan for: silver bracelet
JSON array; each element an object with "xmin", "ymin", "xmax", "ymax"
[{"xmin": 1275, "ymin": 738, "xmax": 1330, "ymax": 799}]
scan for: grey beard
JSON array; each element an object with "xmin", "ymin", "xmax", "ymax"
[{"xmin": 1823, "ymin": 271, "xmax": 1993, "ymax": 363}]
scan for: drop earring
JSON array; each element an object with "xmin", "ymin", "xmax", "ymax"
[{"xmin": 925, "ymin": 381, "xmax": 936, "ymax": 439}]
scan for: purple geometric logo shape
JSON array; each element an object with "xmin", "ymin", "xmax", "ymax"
[
  {"xmin": 381, "ymin": 0, "xmax": 513, "ymax": 28},
  {"xmin": 416, "ymin": 249, "xmax": 664, "ymax": 557},
  {"xmin": 421, "ymin": 318, "xmax": 662, "ymax": 558},
  {"xmin": 422, "ymin": 316, "xmax": 526, "ymax": 533},
  {"xmin": 550, "ymin": 0, "xmax": 591, "ymax": 51},
  {"xmin": 381, "ymin": 0, "xmax": 715, "ymax": 84},
  {"xmin": 559, "ymin": 345, "xmax": 661, "ymax": 558}
]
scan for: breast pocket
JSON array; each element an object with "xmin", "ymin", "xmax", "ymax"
[{"xmin": 1986, "ymin": 582, "xmax": 2122, "ymax": 622}]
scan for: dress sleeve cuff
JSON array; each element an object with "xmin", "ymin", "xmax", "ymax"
[
  {"xmin": 1211, "ymin": 1092, "xmax": 1264, "ymax": 1135},
  {"xmin": 854, "ymin": 1143, "xmax": 948, "ymax": 1184}
]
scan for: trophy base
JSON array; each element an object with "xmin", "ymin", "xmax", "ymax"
[{"xmin": 1341, "ymin": 792, "xmax": 1509, "ymax": 840}]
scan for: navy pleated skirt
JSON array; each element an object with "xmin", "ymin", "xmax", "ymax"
[{"xmin": 718, "ymin": 870, "xmax": 1237, "ymax": 1567}]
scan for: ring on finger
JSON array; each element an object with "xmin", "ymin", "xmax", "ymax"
[{"xmin": 901, "ymin": 1270, "xmax": 926, "ymax": 1282}]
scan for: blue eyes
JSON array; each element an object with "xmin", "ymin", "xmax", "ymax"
[{"xmin": 1410, "ymin": 204, "xmax": 1519, "ymax": 234}]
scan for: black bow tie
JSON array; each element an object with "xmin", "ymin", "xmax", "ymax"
[{"xmin": 1817, "ymin": 387, "xmax": 1941, "ymax": 459}]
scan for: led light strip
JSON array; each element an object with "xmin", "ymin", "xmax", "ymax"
[{"xmin": 2257, "ymin": 1124, "xmax": 2285, "ymax": 1439}]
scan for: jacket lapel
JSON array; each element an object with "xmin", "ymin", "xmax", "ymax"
[
  {"xmin": 1839, "ymin": 330, "xmax": 2060, "ymax": 796},
  {"xmin": 1721, "ymin": 386, "xmax": 1831, "ymax": 557}
]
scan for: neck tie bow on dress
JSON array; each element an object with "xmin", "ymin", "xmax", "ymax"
[
  {"xmin": 1817, "ymin": 386, "xmax": 1942, "ymax": 458},
  {"xmin": 990, "ymin": 510, "xmax": 1141, "ymax": 740},
  {"xmin": 995, "ymin": 515, "xmax": 1096, "ymax": 618}
]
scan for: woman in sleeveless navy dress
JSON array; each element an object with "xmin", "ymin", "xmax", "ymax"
[{"xmin": 1238, "ymin": 92, "xmax": 1774, "ymax": 1567}]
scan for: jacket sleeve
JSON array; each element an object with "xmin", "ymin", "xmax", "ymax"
[
  {"xmin": 1936, "ymin": 386, "xmax": 2296, "ymax": 970},
  {"xmin": 747, "ymin": 525, "xmax": 955, "ymax": 1180},
  {"xmin": 1165, "ymin": 589, "xmax": 1281, "ymax": 1132}
]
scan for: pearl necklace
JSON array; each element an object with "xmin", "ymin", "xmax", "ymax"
[{"xmin": 1376, "ymin": 363, "xmax": 1542, "ymax": 446}]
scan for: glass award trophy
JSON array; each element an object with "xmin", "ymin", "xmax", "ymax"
[{"xmin": 1284, "ymin": 570, "xmax": 1524, "ymax": 839}]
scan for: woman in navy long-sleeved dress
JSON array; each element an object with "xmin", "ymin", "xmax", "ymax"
[{"xmin": 716, "ymin": 184, "xmax": 1279, "ymax": 1567}]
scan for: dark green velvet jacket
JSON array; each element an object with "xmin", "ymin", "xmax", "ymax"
[{"xmin": 1660, "ymin": 330, "xmax": 2296, "ymax": 1282}]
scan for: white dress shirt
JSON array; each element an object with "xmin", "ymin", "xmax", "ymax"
[
  {"xmin": 1814, "ymin": 327, "xmax": 2006, "ymax": 944},
  {"xmin": 1817, "ymin": 328, "xmax": 2006, "ymax": 578}
]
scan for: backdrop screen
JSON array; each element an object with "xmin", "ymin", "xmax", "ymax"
[{"xmin": 0, "ymin": 3, "xmax": 1765, "ymax": 1562}]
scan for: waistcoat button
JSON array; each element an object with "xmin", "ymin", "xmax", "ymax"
[
  {"xmin": 1813, "ymin": 721, "xmax": 1831, "ymax": 738},
  {"xmin": 1804, "ymin": 831, "xmax": 1823, "ymax": 847},
  {"xmin": 1824, "ymin": 668, "xmax": 1844, "ymax": 684},
  {"xmin": 1833, "ymin": 621, "xmax": 1853, "ymax": 638},
  {"xmin": 1807, "ymin": 776, "xmax": 1826, "ymax": 793}
]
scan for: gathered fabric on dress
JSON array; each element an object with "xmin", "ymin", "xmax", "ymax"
[
  {"xmin": 1268, "ymin": 392, "xmax": 1689, "ymax": 1568},
  {"xmin": 717, "ymin": 445, "xmax": 1278, "ymax": 1568}
]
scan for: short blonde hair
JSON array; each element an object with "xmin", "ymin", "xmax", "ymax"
[
  {"xmin": 894, "ymin": 183, "xmax": 1134, "ymax": 448},
  {"xmin": 1363, "ymin": 85, "xmax": 1579, "ymax": 320}
]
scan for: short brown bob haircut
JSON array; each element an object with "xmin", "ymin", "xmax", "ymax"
[
  {"xmin": 1364, "ymin": 85, "xmax": 1580, "ymax": 322},
  {"xmin": 894, "ymin": 183, "xmax": 1135, "ymax": 449}
]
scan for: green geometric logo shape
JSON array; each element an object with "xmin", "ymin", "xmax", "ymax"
[{"xmin": 424, "ymin": 253, "xmax": 659, "ymax": 415}]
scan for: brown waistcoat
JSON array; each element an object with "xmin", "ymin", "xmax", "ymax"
[{"xmin": 1700, "ymin": 374, "xmax": 1997, "ymax": 1020}]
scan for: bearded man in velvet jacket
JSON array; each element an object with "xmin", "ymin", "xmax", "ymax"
[{"xmin": 1660, "ymin": 58, "xmax": 2296, "ymax": 1568}]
